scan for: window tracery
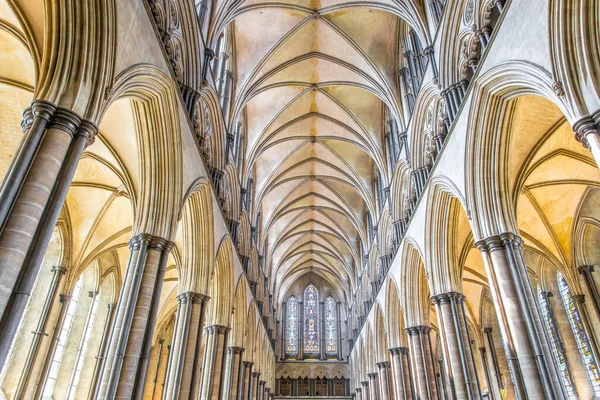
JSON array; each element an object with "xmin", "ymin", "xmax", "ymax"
[
  {"xmin": 325, "ymin": 296, "xmax": 337, "ymax": 354},
  {"xmin": 537, "ymin": 287, "xmax": 578, "ymax": 398},
  {"xmin": 304, "ymin": 284, "xmax": 319, "ymax": 354},
  {"xmin": 286, "ymin": 296, "xmax": 298, "ymax": 355},
  {"xmin": 558, "ymin": 273, "xmax": 600, "ymax": 396},
  {"xmin": 43, "ymin": 276, "xmax": 83, "ymax": 397}
]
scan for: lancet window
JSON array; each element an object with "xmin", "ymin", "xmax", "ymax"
[
  {"xmin": 558, "ymin": 273, "xmax": 600, "ymax": 396},
  {"xmin": 304, "ymin": 284, "xmax": 319, "ymax": 354},
  {"xmin": 286, "ymin": 296, "xmax": 298, "ymax": 355},
  {"xmin": 325, "ymin": 296, "xmax": 337, "ymax": 354}
]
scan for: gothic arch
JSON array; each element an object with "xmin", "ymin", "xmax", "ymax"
[
  {"xmin": 385, "ymin": 277, "xmax": 407, "ymax": 348},
  {"xmin": 549, "ymin": 0, "xmax": 600, "ymax": 116},
  {"xmin": 206, "ymin": 235, "xmax": 234, "ymax": 326},
  {"xmin": 107, "ymin": 64, "xmax": 184, "ymax": 240},
  {"xmin": 465, "ymin": 61, "xmax": 579, "ymax": 240},
  {"xmin": 179, "ymin": 179, "xmax": 214, "ymax": 293},
  {"xmin": 399, "ymin": 240, "xmax": 431, "ymax": 327},
  {"xmin": 230, "ymin": 275, "xmax": 249, "ymax": 348},
  {"xmin": 199, "ymin": 85, "xmax": 226, "ymax": 171},
  {"xmin": 373, "ymin": 302, "xmax": 388, "ymax": 363},
  {"xmin": 425, "ymin": 178, "xmax": 472, "ymax": 295}
]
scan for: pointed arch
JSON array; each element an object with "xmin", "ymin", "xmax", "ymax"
[
  {"xmin": 179, "ymin": 179, "xmax": 214, "ymax": 293},
  {"xmin": 206, "ymin": 236, "xmax": 234, "ymax": 326}
]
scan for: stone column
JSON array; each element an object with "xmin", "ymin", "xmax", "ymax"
[
  {"xmin": 355, "ymin": 387, "xmax": 362, "ymax": 400},
  {"xmin": 222, "ymin": 346, "xmax": 244, "ymax": 400},
  {"xmin": 360, "ymin": 381, "xmax": 369, "ymax": 400},
  {"xmin": 199, "ymin": 325, "xmax": 230, "ymax": 400},
  {"xmin": 13, "ymin": 265, "xmax": 66, "ymax": 398},
  {"xmin": 258, "ymin": 381, "xmax": 266, "ymax": 400},
  {"xmin": 368, "ymin": 373, "xmax": 378, "ymax": 400},
  {"xmin": 337, "ymin": 302, "xmax": 343, "ymax": 360},
  {"xmin": 291, "ymin": 377, "xmax": 297, "ymax": 396},
  {"xmin": 484, "ymin": 327, "xmax": 504, "ymax": 393},
  {"xmin": 432, "ymin": 292, "xmax": 481, "ymax": 399},
  {"xmin": 249, "ymin": 372, "xmax": 259, "ymax": 400},
  {"xmin": 89, "ymin": 302, "xmax": 117, "ymax": 399},
  {"xmin": 406, "ymin": 325, "xmax": 439, "ymax": 400},
  {"xmin": 298, "ymin": 301, "xmax": 304, "ymax": 359},
  {"xmin": 389, "ymin": 347, "xmax": 413, "ymax": 399},
  {"xmin": 189, "ymin": 294, "xmax": 210, "ymax": 399},
  {"xmin": 0, "ymin": 105, "xmax": 97, "ymax": 370},
  {"xmin": 241, "ymin": 362, "xmax": 253, "ymax": 400},
  {"xmin": 377, "ymin": 361, "xmax": 392, "ymax": 400},
  {"xmin": 281, "ymin": 302, "xmax": 286, "ymax": 360},
  {"xmin": 479, "ymin": 347, "xmax": 494, "ymax": 400},
  {"xmin": 319, "ymin": 301, "xmax": 326, "ymax": 359},
  {"xmin": 150, "ymin": 339, "xmax": 165, "ymax": 400},
  {"xmin": 98, "ymin": 234, "xmax": 173, "ymax": 400},
  {"xmin": 476, "ymin": 233, "xmax": 564, "ymax": 399},
  {"xmin": 164, "ymin": 291, "xmax": 208, "ymax": 399},
  {"xmin": 574, "ymin": 118, "xmax": 600, "ymax": 169},
  {"xmin": 577, "ymin": 265, "xmax": 600, "ymax": 322},
  {"xmin": 161, "ymin": 344, "xmax": 171, "ymax": 398},
  {"xmin": 33, "ymin": 293, "xmax": 72, "ymax": 399}
]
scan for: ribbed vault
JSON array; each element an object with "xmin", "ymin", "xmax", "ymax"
[{"xmin": 224, "ymin": 1, "xmax": 425, "ymax": 312}]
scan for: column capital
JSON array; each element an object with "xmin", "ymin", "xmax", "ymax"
[
  {"xmin": 48, "ymin": 107, "xmax": 82, "ymax": 137},
  {"xmin": 573, "ymin": 115, "xmax": 599, "ymax": 148},
  {"xmin": 31, "ymin": 99, "xmax": 57, "ymax": 122},
  {"xmin": 51, "ymin": 265, "xmax": 68, "ymax": 275},
  {"xmin": 572, "ymin": 293, "xmax": 586, "ymax": 304},
  {"xmin": 483, "ymin": 326, "xmax": 493, "ymax": 334},
  {"xmin": 405, "ymin": 325, "xmax": 431, "ymax": 335},
  {"xmin": 77, "ymin": 120, "xmax": 99, "ymax": 147},
  {"xmin": 21, "ymin": 106, "xmax": 34, "ymax": 132},
  {"xmin": 431, "ymin": 291, "xmax": 465, "ymax": 304},
  {"xmin": 578, "ymin": 264, "xmax": 595, "ymax": 274},
  {"xmin": 204, "ymin": 324, "xmax": 231, "ymax": 334},
  {"xmin": 88, "ymin": 290, "xmax": 99, "ymax": 298},
  {"xmin": 107, "ymin": 302, "xmax": 115, "ymax": 310},
  {"xmin": 59, "ymin": 293, "xmax": 72, "ymax": 303},
  {"xmin": 367, "ymin": 372, "xmax": 378, "ymax": 379},
  {"xmin": 475, "ymin": 232, "xmax": 522, "ymax": 252},
  {"xmin": 243, "ymin": 361, "xmax": 254, "ymax": 367},
  {"xmin": 228, "ymin": 346, "xmax": 245, "ymax": 354},
  {"xmin": 128, "ymin": 233, "xmax": 174, "ymax": 251},
  {"xmin": 176, "ymin": 291, "xmax": 209, "ymax": 304},
  {"xmin": 376, "ymin": 361, "xmax": 391, "ymax": 369},
  {"xmin": 204, "ymin": 48, "xmax": 215, "ymax": 59},
  {"xmin": 252, "ymin": 372, "xmax": 261, "ymax": 378}
]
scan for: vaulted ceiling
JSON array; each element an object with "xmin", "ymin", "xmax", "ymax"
[{"xmin": 225, "ymin": 1, "xmax": 424, "ymax": 306}]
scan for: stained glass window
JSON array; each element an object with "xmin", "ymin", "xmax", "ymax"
[
  {"xmin": 286, "ymin": 296, "xmax": 298, "ymax": 354},
  {"xmin": 558, "ymin": 273, "xmax": 600, "ymax": 396},
  {"xmin": 325, "ymin": 296, "xmax": 337, "ymax": 354},
  {"xmin": 304, "ymin": 284, "xmax": 319, "ymax": 353},
  {"xmin": 537, "ymin": 287, "xmax": 578, "ymax": 398},
  {"xmin": 44, "ymin": 276, "xmax": 83, "ymax": 397},
  {"xmin": 67, "ymin": 291, "xmax": 100, "ymax": 399}
]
